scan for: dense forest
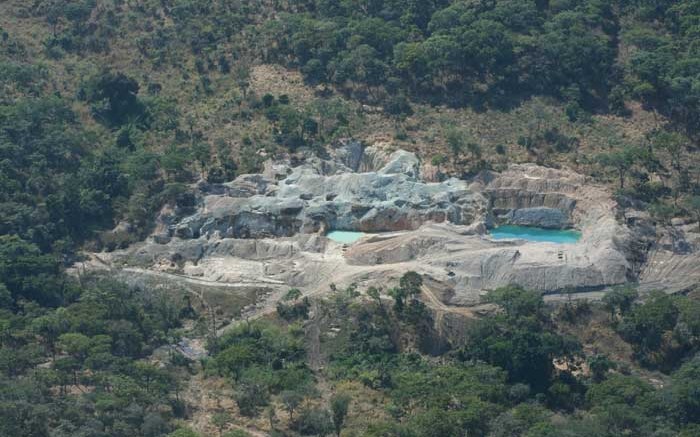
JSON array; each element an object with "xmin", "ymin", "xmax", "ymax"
[{"xmin": 2, "ymin": 0, "xmax": 700, "ymax": 436}]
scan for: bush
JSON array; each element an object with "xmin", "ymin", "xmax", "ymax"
[
  {"xmin": 169, "ymin": 427, "xmax": 200, "ymax": 437},
  {"xmin": 295, "ymin": 407, "xmax": 333, "ymax": 436},
  {"xmin": 86, "ymin": 71, "xmax": 146, "ymax": 127},
  {"xmin": 276, "ymin": 297, "xmax": 311, "ymax": 321},
  {"xmin": 235, "ymin": 383, "xmax": 270, "ymax": 417}
]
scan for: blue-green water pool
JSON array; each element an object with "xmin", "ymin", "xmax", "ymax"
[
  {"xmin": 326, "ymin": 230, "xmax": 366, "ymax": 244},
  {"xmin": 490, "ymin": 225, "xmax": 581, "ymax": 244}
]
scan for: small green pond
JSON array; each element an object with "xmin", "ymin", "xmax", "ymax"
[
  {"xmin": 490, "ymin": 225, "xmax": 581, "ymax": 244},
  {"xmin": 326, "ymin": 230, "xmax": 366, "ymax": 244}
]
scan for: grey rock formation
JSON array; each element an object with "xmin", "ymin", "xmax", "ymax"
[
  {"xmin": 484, "ymin": 164, "xmax": 578, "ymax": 229},
  {"xmin": 88, "ymin": 142, "xmax": 700, "ymax": 313},
  {"xmin": 170, "ymin": 143, "xmax": 487, "ymax": 240},
  {"xmin": 341, "ymin": 162, "xmax": 636, "ymax": 299},
  {"xmin": 503, "ymin": 207, "xmax": 571, "ymax": 229}
]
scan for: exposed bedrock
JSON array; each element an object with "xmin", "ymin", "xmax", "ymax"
[
  {"xmin": 171, "ymin": 142, "xmax": 487, "ymax": 240},
  {"xmin": 97, "ymin": 141, "xmax": 700, "ymax": 305},
  {"xmin": 343, "ymin": 222, "xmax": 631, "ymax": 305},
  {"xmin": 483, "ymin": 164, "xmax": 579, "ymax": 229},
  {"xmin": 338, "ymin": 157, "xmax": 635, "ymax": 298},
  {"xmin": 503, "ymin": 207, "xmax": 571, "ymax": 229}
]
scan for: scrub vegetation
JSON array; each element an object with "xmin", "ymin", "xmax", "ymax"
[{"xmin": 2, "ymin": 0, "xmax": 700, "ymax": 436}]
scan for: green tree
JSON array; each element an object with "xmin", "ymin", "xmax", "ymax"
[
  {"xmin": 466, "ymin": 142, "xmax": 482, "ymax": 163},
  {"xmin": 383, "ymin": 93, "xmax": 413, "ymax": 122},
  {"xmin": 445, "ymin": 128, "xmax": 465, "ymax": 164},
  {"xmin": 330, "ymin": 392, "xmax": 351, "ymax": 437},
  {"xmin": 0, "ymin": 235, "xmax": 61, "ymax": 306},
  {"xmin": 57, "ymin": 333, "xmax": 91, "ymax": 362},
  {"xmin": 597, "ymin": 146, "xmax": 640, "ymax": 190},
  {"xmin": 648, "ymin": 201, "xmax": 677, "ymax": 226},
  {"xmin": 618, "ymin": 291, "xmax": 679, "ymax": 367},
  {"xmin": 214, "ymin": 343, "xmax": 255, "ymax": 381},
  {"xmin": 399, "ymin": 271, "xmax": 422, "ymax": 296},
  {"xmin": 233, "ymin": 62, "xmax": 251, "ymax": 99},
  {"xmin": 463, "ymin": 287, "xmax": 579, "ymax": 391},
  {"xmin": 602, "ymin": 287, "xmax": 638, "ymax": 320},
  {"xmin": 431, "ymin": 154, "xmax": 446, "ymax": 174},
  {"xmin": 212, "ymin": 411, "xmax": 231, "ymax": 436},
  {"xmin": 284, "ymin": 288, "xmax": 303, "ymax": 302},
  {"xmin": 0, "ymin": 284, "xmax": 11, "ymax": 309},
  {"xmin": 30, "ymin": 310, "xmax": 68, "ymax": 360},
  {"xmin": 654, "ymin": 130, "xmax": 687, "ymax": 173},
  {"xmin": 169, "ymin": 427, "xmax": 201, "ymax": 437},
  {"xmin": 219, "ymin": 55, "xmax": 231, "ymax": 74},
  {"xmin": 281, "ymin": 390, "xmax": 304, "ymax": 421},
  {"xmin": 667, "ymin": 355, "xmax": 700, "ymax": 424},
  {"xmin": 389, "ymin": 271, "xmax": 423, "ymax": 315},
  {"xmin": 86, "ymin": 71, "xmax": 145, "ymax": 127},
  {"xmin": 588, "ymin": 354, "xmax": 616, "ymax": 382},
  {"xmin": 234, "ymin": 382, "xmax": 270, "ymax": 417},
  {"xmin": 367, "ymin": 286, "xmax": 384, "ymax": 313},
  {"xmin": 295, "ymin": 407, "xmax": 333, "ymax": 436}
]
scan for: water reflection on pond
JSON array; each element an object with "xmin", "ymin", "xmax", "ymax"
[
  {"xmin": 490, "ymin": 225, "xmax": 581, "ymax": 244},
  {"xmin": 326, "ymin": 230, "xmax": 366, "ymax": 244}
]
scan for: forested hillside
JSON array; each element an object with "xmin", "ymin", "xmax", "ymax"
[
  {"xmin": 1, "ymin": 1, "xmax": 700, "ymax": 436},
  {"xmin": 3, "ymin": 0, "xmax": 700, "ymax": 257}
]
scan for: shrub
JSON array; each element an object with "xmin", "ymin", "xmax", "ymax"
[{"xmin": 295, "ymin": 407, "xmax": 333, "ymax": 436}]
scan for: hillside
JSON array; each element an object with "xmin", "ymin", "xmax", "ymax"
[{"xmin": 1, "ymin": 1, "xmax": 700, "ymax": 437}]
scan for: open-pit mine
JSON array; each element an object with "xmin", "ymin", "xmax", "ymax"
[{"xmin": 83, "ymin": 141, "xmax": 700, "ymax": 325}]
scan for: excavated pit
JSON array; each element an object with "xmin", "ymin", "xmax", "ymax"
[{"xmin": 87, "ymin": 141, "xmax": 700, "ymax": 317}]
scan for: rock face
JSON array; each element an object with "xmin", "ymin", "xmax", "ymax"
[
  {"xmin": 485, "ymin": 164, "xmax": 579, "ymax": 229},
  {"xmin": 342, "ymin": 159, "xmax": 633, "ymax": 304},
  {"xmin": 503, "ymin": 207, "xmax": 571, "ymax": 229},
  {"xmin": 93, "ymin": 141, "xmax": 677, "ymax": 310},
  {"xmin": 172, "ymin": 143, "xmax": 487, "ymax": 240}
]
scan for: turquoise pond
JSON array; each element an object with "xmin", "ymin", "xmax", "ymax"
[
  {"xmin": 490, "ymin": 225, "xmax": 581, "ymax": 244},
  {"xmin": 326, "ymin": 230, "xmax": 366, "ymax": 244}
]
